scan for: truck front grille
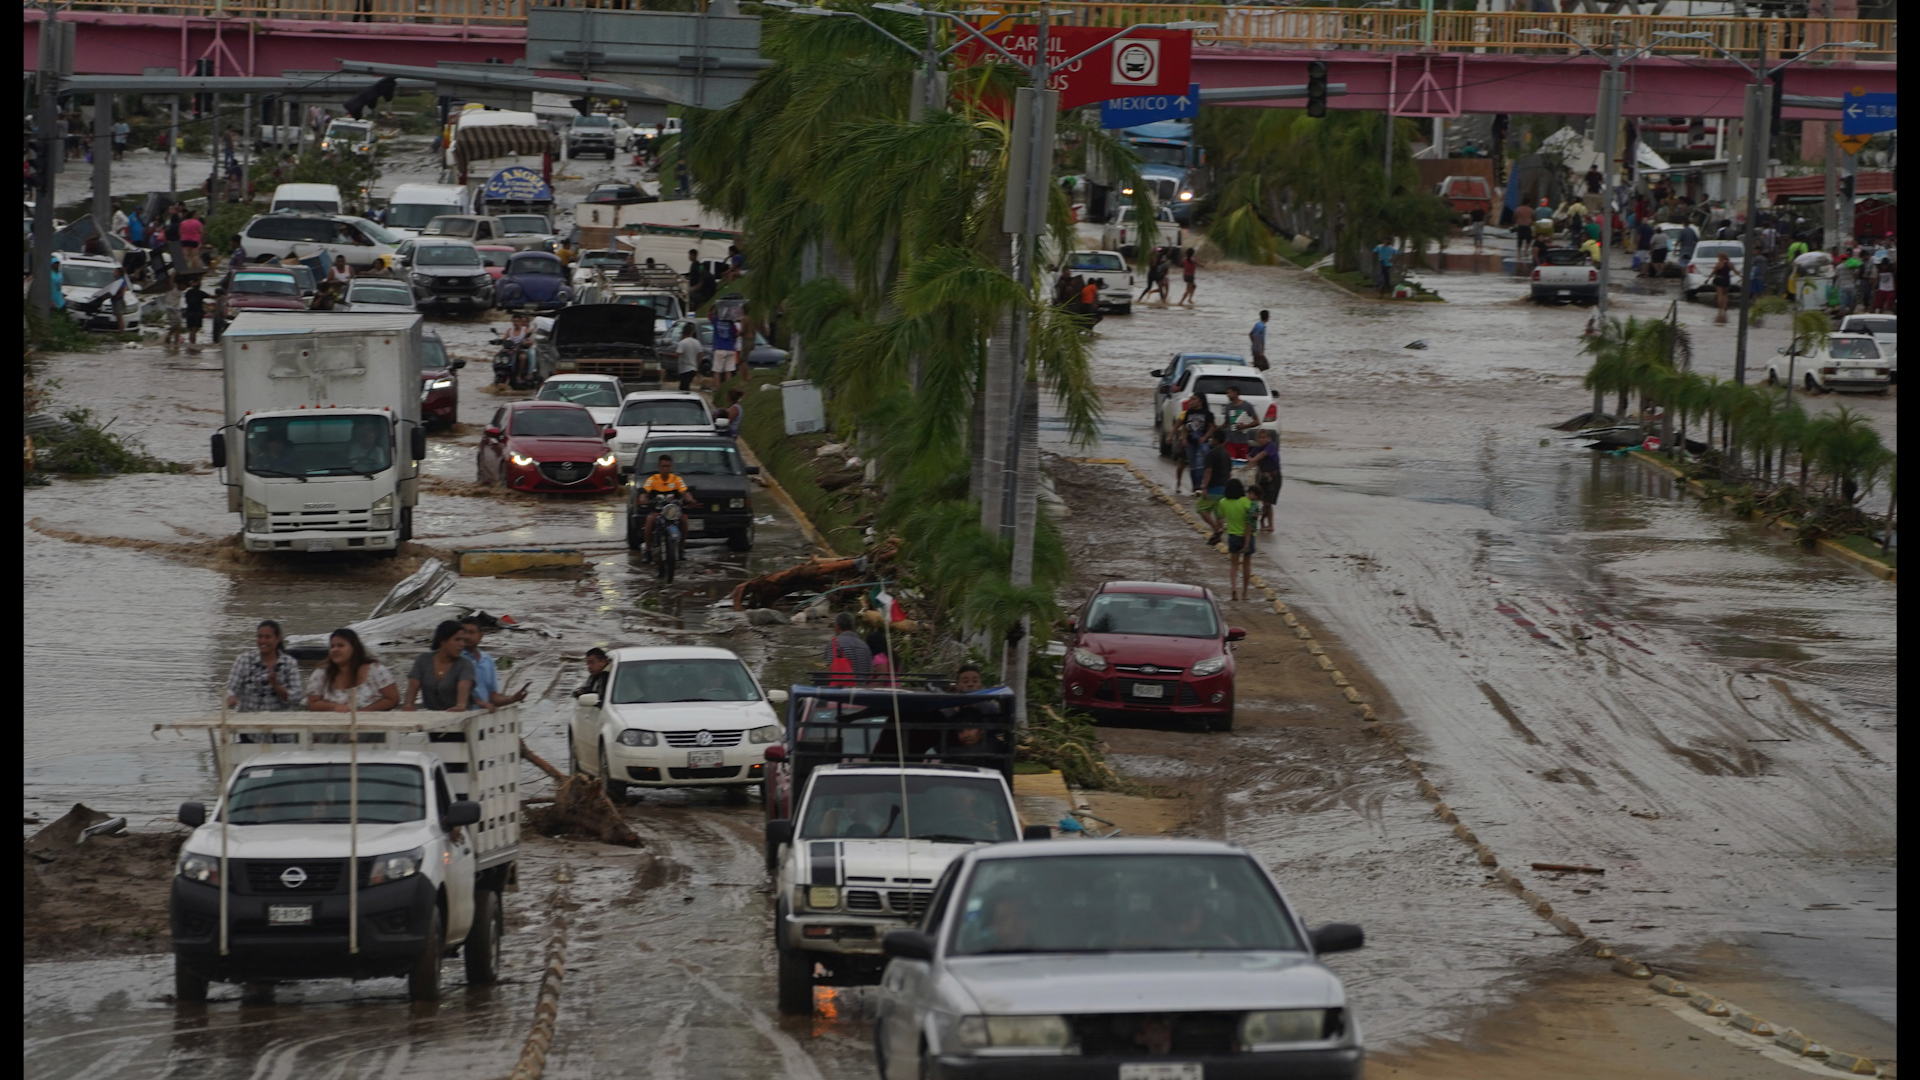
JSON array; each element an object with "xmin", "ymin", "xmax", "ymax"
[
  {"xmin": 269, "ymin": 510, "xmax": 374, "ymax": 534},
  {"xmin": 666, "ymin": 766, "xmax": 742, "ymax": 780},
  {"xmin": 1072, "ymin": 1011, "xmax": 1244, "ymax": 1057},
  {"xmin": 243, "ymin": 859, "xmax": 347, "ymax": 895},
  {"xmin": 845, "ymin": 889, "xmax": 884, "ymax": 912},
  {"xmin": 886, "ymin": 890, "xmax": 931, "ymax": 917},
  {"xmin": 664, "ymin": 729, "xmax": 744, "ymax": 748}
]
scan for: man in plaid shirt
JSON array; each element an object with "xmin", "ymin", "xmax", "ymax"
[{"xmin": 225, "ymin": 620, "xmax": 303, "ymax": 712}]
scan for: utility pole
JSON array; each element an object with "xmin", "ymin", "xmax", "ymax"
[
  {"xmin": 29, "ymin": 0, "xmax": 68, "ymax": 315},
  {"xmin": 93, "ymin": 92, "xmax": 113, "ymax": 234},
  {"xmin": 169, "ymin": 96, "xmax": 180, "ymax": 195},
  {"xmin": 1732, "ymin": 77, "xmax": 1769, "ymax": 387}
]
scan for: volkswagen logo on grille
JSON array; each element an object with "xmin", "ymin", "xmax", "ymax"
[
  {"xmin": 280, "ymin": 866, "xmax": 309, "ymax": 889},
  {"xmin": 695, "ymin": 730, "xmax": 714, "ymax": 747},
  {"xmin": 1139, "ymin": 665, "xmax": 1159, "ymax": 675}
]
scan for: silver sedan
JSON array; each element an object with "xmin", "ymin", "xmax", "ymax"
[{"xmin": 872, "ymin": 838, "xmax": 1365, "ymax": 1080}]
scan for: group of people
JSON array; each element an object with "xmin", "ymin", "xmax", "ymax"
[
  {"xmin": 224, "ymin": 616, "xmax": 533, "ymax": 716},
  {"xmin": 1168, "ymin": 372, "xmax": 1282, "ymax": 603},
  {"xmin": 1139, "ymin": 246, "xmax": 1200, "ymax": 307}
]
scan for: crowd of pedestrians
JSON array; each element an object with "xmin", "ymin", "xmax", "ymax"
[{"xmin": 221, "ymin": 614, "xmax": 539, "ymax": 715}]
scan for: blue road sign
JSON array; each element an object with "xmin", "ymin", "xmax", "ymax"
[
  {"xmin": 1101, "ymin": 84, "xmax": 1200, "ymax": 128},
  {"xmin": 1841, "ymin": 92, "xmax": 1896, "ymax": 136}
]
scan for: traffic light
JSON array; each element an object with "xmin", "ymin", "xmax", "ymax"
[
  {"xmin": 1306, "ymin": 61, "xmax": 1328, "ymax": 118},
  {"xmin": 1768, "ymin": 69, "xmax": 1785, "ymax": 140},
  {"xmin": 342, "ymin": 76, "xmax": 397, "ymax": 121}
]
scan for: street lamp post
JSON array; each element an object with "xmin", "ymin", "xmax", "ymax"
[
  {"xmin": 1520, "ymin": 24, "xmax": 1657, "ymax": 422},
  {"xmin": 1653, "ymin": 33, "xmax": 1872, "ymax": 388}
]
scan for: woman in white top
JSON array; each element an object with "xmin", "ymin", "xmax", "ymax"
[{"xmin": 306, "ymin": 627, "xmax": 400, "ymax": 712}]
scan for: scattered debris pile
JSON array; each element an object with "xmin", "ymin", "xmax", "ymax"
[
  {"xmin": 519, "ymin": 740, "xmax": 641, "ymax": 847},
  {"xmin": 24, "ymin": 804, "xmax": 181, "ymax": 959}
]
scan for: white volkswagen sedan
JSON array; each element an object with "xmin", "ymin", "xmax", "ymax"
[
  {"xmin": 569, "ymin": 646, "xmax": 787, "ymax": 803},
  {"xmin": 872, "ymin": 839, "xmax": 1365, "ymax": 1079}
]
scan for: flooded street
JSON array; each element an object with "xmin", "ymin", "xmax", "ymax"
[{"xmin": 24, "ymin": 232, "xmax": 1895, "ymax": 1077}]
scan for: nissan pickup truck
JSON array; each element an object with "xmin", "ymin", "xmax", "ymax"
[{"xmin": 165, "ymin": 706, "xmax": 521, "ymax": 1003}]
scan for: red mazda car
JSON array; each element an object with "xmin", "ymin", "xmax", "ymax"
[
  {"xmin": 1061, "ymin": 581, "xmax": 1245, "ymax": 731},
  {"xmin": 476, "ymin": 401, "xmax": 620, "ymax": 494}
]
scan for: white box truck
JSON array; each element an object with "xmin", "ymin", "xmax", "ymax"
[
  {"xmin": 384, "ymin": 182, "xmax": 473, "ymax": 240},
  {"xmin": 167, "ymin": 706, "xmax": 522, "ymax": 1002},
  {"xmin": 212, "ymin": 312, "xmax": 426, "ymax": 555}
]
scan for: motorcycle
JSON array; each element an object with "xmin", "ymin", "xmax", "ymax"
[
  {"xmin": 636, "ymin": 492, "xmax": 685, "ymax": 584},
  {"xmin": 489, "ymin": 336, "xmax": 537, "ymax": 391}
]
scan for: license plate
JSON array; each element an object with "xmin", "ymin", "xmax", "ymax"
[
  {"xmin": 1132, "ymin": 682, "xmax": 1165, "ymax": 699},
  {"xmin": 268, "ymin": 905, "xmax": 312, "ymax": 926},
  {"xmin": 1120, "ymin": 1066, "xmax": 1202, "ymax": 1080},
  {"xmin": 1557, "ymin": 289, "xmax": 1571, "ymax": 295},
  {"xmin": 684, "ymin": 517, "xmax": 704, "ymax": 532},
  {"xmin": 306, "ymin": 540, "xmax": 334, "ymax": 552},
  {"xmin": 687, "ymin": 749, "xmax": 724, "ymax": 768},
  {"xmin": 1845, "ymin": 370, "xmax": 1869, "ymax": 379}
]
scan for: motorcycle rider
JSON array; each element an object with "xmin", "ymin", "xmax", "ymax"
[
  {"xmin": 639, "ymin": 453, "xmax": 700, "ymax": 562},
  {"xmin": 496, "ymin": 314, "xmax": 533, "ymax": 386}
]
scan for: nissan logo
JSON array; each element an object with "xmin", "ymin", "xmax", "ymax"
[
  {"xmin": 695, "ymin": 730, "xmax": 714, "ymax": 747},
  {"xmin": 280, "ymin": 866, "xmax": 309, "ymax": 889}
]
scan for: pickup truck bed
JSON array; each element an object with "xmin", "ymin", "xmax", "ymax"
[{"xmin": 1530, "ymin": 249, "xmax": 1598, "ymax": 303}]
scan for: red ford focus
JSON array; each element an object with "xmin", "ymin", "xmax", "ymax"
[
  {"xmin": 1061, "ymin": 581, "xmax": 1245, "ymax": 731},
  {"xmin": 476, "ymin": 401, "xmax": 620, "ymax": 494}
]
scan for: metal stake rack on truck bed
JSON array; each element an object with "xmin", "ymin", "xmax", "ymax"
[{"xmin": 159, "ymin": 705, "xmax": 521, "ymax": 956}]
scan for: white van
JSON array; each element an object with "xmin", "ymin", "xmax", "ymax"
[
  {"xmin": 385, "ymin": 183, "xmax": 473, "ymax": 240},
  {"xmin": 238, "ymin": 213, "xmax": 401, "ymax": 269},
  {"xmin": 270, "ymin": 183, "xmax": 344, "ymax": 216}
]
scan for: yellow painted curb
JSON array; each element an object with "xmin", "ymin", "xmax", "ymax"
[
  {"xmin": 1547, "ymin": 914, "xmax": 1581, "ymax": 936},
  {"xmin": 1331, "ymin": 673, "xmax": 1350, "ymax": 687},
  {"xmin": 1451, "ymin": 823, "xmax": 1478, "ymax": 844},
  {"xmin": 735, "ymin": 435, "xmax": 839, "ymax": 557},
  {"xmin": 1823, "ymin": 1050, "xmax": 1880, "ymax": 1074},
  {"xmin": 1773, "ymin": 1030, "xmax": 1828, "ymax": 1058},
  {"xmin": 1611, "ymin": 956, "xmax": 1652, "ymax": 979},
  {"xmin": 1305, "ymin": 643, "xmax": 1323, "ymax": 655},
  {"xmin": 1728, "ymin": 1011, "xmax": 1776, "ymax": 1037},
  {"xmin": 1314, "ymin": 652, "xmax": 1332, "ymax": 669},
  {"xmin": 1011, "ymin": 769, "xmax": 1073, "ymax": 801},
  {"xmin": 1342, "ymin": 686, "xmax": 1363, "ymax": 703},
  {"xmin": 1295, "ymin": 626, "xmax": 1313, "ymax": 639},
  {"xmin": 1649, "ymin": 974, "xmax": 1690, "ymax": 997},
  {"xmin": 1474, "ymin": 845, "xmax": 1498, "ymax": 866},
  {"xmin": 1689, "ymin": 994, "xmax": 1731, "ymax": 1017},
  {"xmin": 1434, "ymin": 802, "xmax": 1457, "ymax": 823},
  {"xmin": 1358, "ymin": 705, "xmax": 1379, "ymax": 722}
]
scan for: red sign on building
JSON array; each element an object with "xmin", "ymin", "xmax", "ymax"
[{"xmin": 955, "ymin": 25, "xmax": 1193, "ymax": 111}]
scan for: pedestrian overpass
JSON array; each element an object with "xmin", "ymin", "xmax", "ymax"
[{"xmin": 24, "ymin": 0, "xmax": 1895, "ymax": 119}]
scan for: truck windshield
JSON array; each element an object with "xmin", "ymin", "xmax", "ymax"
[
  {"xmin": 800, "ymin": 774, "xmax": 1016, "ymax": 843},
  {"xmin": 498, "ymin": 215, "xmax": 552, "ymax": 235},
  {"xmin": 1193, "ymin": 375, "xmax": 1270, "ymax": 399},
  {"xmin": 387, "ymin": 203, "xmax": 462, "ymax": 230},
  {"xmin": 1130, "ymin": 143, "xmax": 1188, "ymax": 167},
  {"xmin": 416, "ymin": 245, "xmax": 482, "ymax": 266},
  {"xmin": 225, "ymin": 763, "xmax": 426, "ymax": 825},
  {"xmin": 349, "ymin": 283, "xmax": 414, "ymax": 307},
  {"xmin": 948, "ymin": 854, "xmax": 1298, "ymax": 955},
  {"xmin": 1069, "ymin": 252, "xmax": 1127, "ymax": 273},
  {"xmin": 424, "ymin": 218, "xmax": 477, "ymax": 238},
  {"xmin": 232, "ymin": 272, "xmax": 299, "ymax": 296},
  {"xmin": 246, "ymin": 414, "xmax": 393, "ymax": 477},
  {"xmin": 580, "ymin": 251, "xmax": 627, "ymax": 268},
  {"xmin": 610, "ymin": 658, "xmax": 761, "ymax": 704}
]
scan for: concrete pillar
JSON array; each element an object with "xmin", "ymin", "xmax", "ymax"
[{"xmin": 93, "ymin": 93, "xmax": 113, "ymax": 232}]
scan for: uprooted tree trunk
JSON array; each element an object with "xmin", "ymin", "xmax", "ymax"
[
  {"xmin": 729, "ymin": 539, "xmax": 899, "ymax": 610},
  {"xmin": 519, "ymin": 739, "xmax": 640, "ymax": 847}
]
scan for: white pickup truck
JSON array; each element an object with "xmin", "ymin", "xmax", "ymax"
[
  {"xmin": 166, "ymin": 707, "xmax": 521, "ymax": 1003},
  {"xmin": 1529, "ymin": 246, "xmax": 1599, "ymax": 304},
  {"xmin": 761, "ymin": 681, "xmax": 1047, "ymax": 1015}
]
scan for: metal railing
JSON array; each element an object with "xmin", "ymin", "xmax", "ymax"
[{"xmin": 35, "ymin": 0, "xmax": 1897, "ymax": 58}]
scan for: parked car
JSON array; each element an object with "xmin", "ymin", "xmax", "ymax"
[
  {"xmin": 533, "ymin": 374, "xmax": 626, "ymax": 427},
  {"xmin": 1062, "ymin": 249, "xmax": 1135, "ymax": 314},
  {"xmin": 566, "ymin": 646, "xmax": 784, "ymax": 802},
  {"xmin": 403, "ymin": 238, "xmax": 494, "ymax": 312},
  {"xmin": 476, "ymin": 401, "xmax": 620, "ymax": 493},
  {"xmin": 1152, "ymin": 352, "xmax": 1247, "ymax": 455},
  {"xmin": 1838, "ymin": 314, "xmax": 1896, "ymax": 383},
  {"xmin": 1432, "ymin": 174, "xmax": 1494, "ymax": 223},
  {"xmin": 871, "ymin": 839, "xmax": 1365, "ymax": 1080},
  {"xmin": 610, "ymin": 390, "xmax": 720, "ymax": 473},
  {"xmin": 420, "ymin": 331, "xmax": 464, "ymax": 431},
  {"xmin": 1061, "ymin": 580, "xmax": 1245, "ymax": 731},
  {"xmin": 569, "ymin": 249, "xmax": 633, "ymax": 289},
  {"xmin": 319, "ymin": 117, "xmax": 374, "ymax": 157},
  {"xmin": 52, "ymin": 253, "xmax": 124, "ymax": 321},
  {"xmin": 238, "ymin": 212, "xmax": 399, "ymax": 270},
  {"xmin": 1152, "ymin": 363, "xmax": 1278, "ymax": 459},
  {"xmin": 496, "ymin": 251, "xmax": 573, "ymax": 312},
  {"xmin": 1101, "ymin": 203, "xmax": 1183, "ymax": 259},
  {"xmin": 269, "ymin": 182, "xmax": 344, "ymax": 216},
  {"xmin": 1766, "ymin": 333, "xmax": 1891, "ymax": 394},
  {"xmin": 624, "ymin": 431, "xmax": 757, "ymax": 551},
  {"xmin": 339, "ymin": 278, "xmax": 419, "ymax": 314},
  {"xmin": 577, "ymin": 283, "xmax": 688, "ymax": 340},
  {"xmin": 1683, "ymin": 239, "xmax": 1746, "ymax": 301},
  {"xmin": 421, "ymin": 214, "xmax": 550, "ymax": 252},
  {"xmin": 223, "ymin": 265, "xmax": 308, "ymax": 313},
  {"xmin": 1528, "ymin": 247, "xmax": 1598, "ymax": 304},
  {"xmin": 477, "ymin": 244, "xmax": 514, "ymax": 281}
]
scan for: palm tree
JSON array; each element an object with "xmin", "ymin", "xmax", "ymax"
[
  {"xmin": 1670, "ymin": 371, "xmax": 1710, "ymax": 461},
  {"xmin": 1813, "ymin": 406, "xmax": 1889, "ymax": 505}
]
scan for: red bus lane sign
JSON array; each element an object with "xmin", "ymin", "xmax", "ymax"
[{"xmin": 956, "ymin": 26, "xmax": 1192, "ymax": 110}]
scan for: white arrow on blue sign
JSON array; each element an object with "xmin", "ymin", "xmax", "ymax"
[
  {"xmin": 1101, "ymin": 84, "xmax": 1201, "ymax": 128},
  {"xmin": 1840, "ymin": 91, "xmax": 1896, "ymax": 136}
]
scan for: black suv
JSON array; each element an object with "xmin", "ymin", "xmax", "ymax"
[{"xmin": 626, "ymin": 433, "xmax": 757, "ymax": 552}]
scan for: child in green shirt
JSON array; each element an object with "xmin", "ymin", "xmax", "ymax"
[{"xmin": 1218, "ymin": 478, "xmax": 1256, "ymax": 601}]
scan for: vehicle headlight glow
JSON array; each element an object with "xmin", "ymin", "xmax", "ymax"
[
  {"xmin": 1191, "ymin": 655, "xmax": 1227, "ymax": 677},
  {"xmin": 365, "ymin": 846, "xmax": 425, "ymax": 886},
  {"xmin": 178, "ymin": 852, "xmax": 220, "ymax": 884},
  {"xmin": 955, "ymin": 1015, "xmax": 1075, "ymax": 1050},
  {"xmin": 616, "ymin": 729, "xmax": 658, "ymax": 747},
  {"xmin": 1070, "ymin": 647, "xmax": 1108, "ymax": 671},
  {"xmin": 806, "ymin": 885, "xmax": 840, "ymax": 910},
  {"xmin": 1240, "ymin": 1009, "xmax": 1329, "ymax": 1046},
  {"xmin": 425, "ymin": 377, "xmax": 454, "ymax": 391},
  {"xmin": 1180, "ymin": 190, "xmax": 1194, "ymax": 201},
  {"xmin": 1120, "ymin": 187, "xmax": 1134, "ymax": 195},
  {"xmin": 748, "ymin": 724, "xmax": 781, "ymax": 744},
  {"xmin": 595, "ymin": 453, "xmax": 617, "ymax": 467},
  {"xmin": 509, "ymin": 452, "xmax": 537, "ymax": 467}
]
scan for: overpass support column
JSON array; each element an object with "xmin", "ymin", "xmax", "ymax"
[{"xmin": 93, "ymin": 92, "xmax": 114, "ymax": 235}]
